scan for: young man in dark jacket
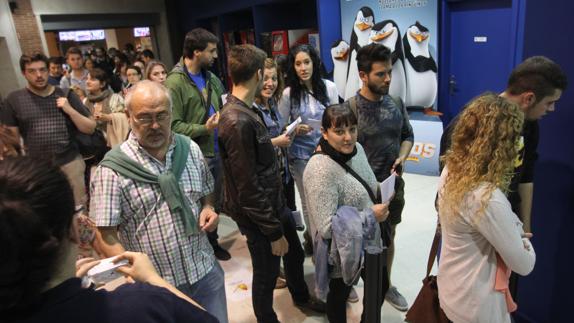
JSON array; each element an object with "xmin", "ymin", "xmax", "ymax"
[
  {"xmin": 218, "ymin": 44, "xmax": 325, "ymax": 323},
  {"xmin": 165, "ymin": 28, "xmax": 230, "ymax": 260}
]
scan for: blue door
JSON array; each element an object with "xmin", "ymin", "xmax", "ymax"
[{"xmin": 441, "ymin": 0, "xmax": 518, "ymax": 124}]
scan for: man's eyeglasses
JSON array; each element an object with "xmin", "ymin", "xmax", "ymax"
[{"xmin": 133, "ymin": 112, "xmax": 170, "ymax": 125}]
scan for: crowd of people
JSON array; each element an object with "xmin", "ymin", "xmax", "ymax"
[{"xmin": 0, "ymin": 25, "xmax": 568, "ymax": 323}]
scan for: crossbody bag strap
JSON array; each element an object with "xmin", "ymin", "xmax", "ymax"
[
  {"xmin": 315, "ymin": 151, "xmax": 378, "ymax": 204},
  {"xmin": 426, "ymin": 227, "xmax": 441, "ymax": 277},
  {"xmin": 58, "ymin": 88, "xmax": 75, "ymax": 132}
]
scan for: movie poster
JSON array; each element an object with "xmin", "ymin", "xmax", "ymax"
[{"xmin": 333, "ymin": 0, "xmax": 438, "ymax": 110}]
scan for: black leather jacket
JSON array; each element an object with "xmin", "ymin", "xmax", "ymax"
[{"xmin": 218, "ymin": 95, "xmax": 285, "ymax": 241}]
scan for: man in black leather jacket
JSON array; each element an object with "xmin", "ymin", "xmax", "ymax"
[{"xmin": 218, "ymin": 45, "xmax": 325, "ymax": 323}]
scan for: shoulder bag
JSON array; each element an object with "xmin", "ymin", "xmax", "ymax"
[{"xmin": 405, "ymin": 227, "xmax": 450, "ymax": 323}]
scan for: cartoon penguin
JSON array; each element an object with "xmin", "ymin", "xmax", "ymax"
[
  {"xmin": 344, "ymin": 6, "xmax": 374, "ymax": 100},
  {"xmin": 331, "ymin": 40, "xmax": 350, "ymax": 100},
  {"xmin": 403, "ymin": 21, "xmax": 438, "ymax": 108},
  {"xmin": 369, "ymin": 20, "xmax": 407, "ymax": 103}
]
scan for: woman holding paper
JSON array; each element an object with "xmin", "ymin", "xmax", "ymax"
[
  {"xmin": 278, "ymin": 44, "xmax": 339, "ymax": 255},
  {"xmin": 303, "ymin": 104, "xmax": 390, "ymax": 323},
  {"xmin": 254, "ymin": 58, "xmax": 294, "ymax": 202},
  {"xmin": 437, "ymin": 94, "xmax": 535, "ymax": 323}
]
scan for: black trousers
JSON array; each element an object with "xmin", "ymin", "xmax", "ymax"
[
  {"xmin": 284, "ymin": 177, "xmax": 297, "ymax": 211},
  {"xmin": 207, "ymin": 155, "xmax": 223, "ymax": 248},
  {"xmin": 239, "ymin": 211, "xmax": 309, "ymax": 323},
  {"xmin": 327, "ymin": 251, "xmax": 390, "ymax": 323}
]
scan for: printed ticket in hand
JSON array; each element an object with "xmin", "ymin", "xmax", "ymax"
[
  {"xmin": 87, "ymin": 256, "xmax": 129, "ymax": 285},
  {"xmin": 380, "ymin": 173, "xmax": 396, "ymax": 203},
  {"xmin": 306, "ymin": 118, "xmax": 322, "ymax": 130},
  {"xmin": 285, "ymin": 116, "xmax": 302, "ymax": 135}
]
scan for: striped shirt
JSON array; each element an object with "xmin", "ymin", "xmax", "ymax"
[{"xmin": 90, "ymin": 132, "xmax": 215, "ymax": 286}]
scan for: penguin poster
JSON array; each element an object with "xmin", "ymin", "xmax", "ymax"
[{"xmin": 337, "ymin": 0, "xmax": 439, "ymax": 110}]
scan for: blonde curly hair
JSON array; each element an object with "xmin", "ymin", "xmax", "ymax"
[{"xmin": 440, "ymin": 93, "xmax": 524, "ymax": 223}]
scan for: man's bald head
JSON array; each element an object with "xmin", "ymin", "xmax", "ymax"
[{"xmin": 125, "ymin": 80, "xmax": 172, "ymax": 113}]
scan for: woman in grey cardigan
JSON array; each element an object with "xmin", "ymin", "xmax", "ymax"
[{"xmin": 303, "ymin": 104, "xmax": 390, "ymax": 323}]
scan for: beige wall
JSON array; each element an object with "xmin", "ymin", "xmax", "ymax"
[
  {"xmin": 30, "ymin": 0, "xmax": 174, "ymax": 67},
  {"xmin": 104, "ymin": 29, "xmax": 118, "ymax": 49},
  {"xmin": 115, "ymin": 28, "xmax": 138, "ymax": 52},
  {"xmin": 44, "ymin": 32, "xmax": 59, "ymax": 57}
]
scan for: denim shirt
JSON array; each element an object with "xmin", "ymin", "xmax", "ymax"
[
  {"xmin": 278, "ymin": 80, "xmax": 339, "ymax": 161},
  {"xmin": 255, "ymin": 100, "xmax": 290, "ymax": 183},
  {"xmin": 314, "ymin": 205, "xmax": 383, "ymax": 300},
  {"xmin": 255, "ymin": 100, "xmax": 282, "ymax": 138}
]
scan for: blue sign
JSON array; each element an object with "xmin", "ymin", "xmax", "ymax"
[{"xmin": 405, "ymin": 115, "xmax": 442, "ymax": 176}]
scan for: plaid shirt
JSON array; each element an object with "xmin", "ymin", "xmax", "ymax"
[{"xmin": 90, "ymin": 132, "xmax": 215, "ymax": 286}]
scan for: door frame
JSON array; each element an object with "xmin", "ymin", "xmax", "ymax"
[{"xmin": 438, "ymin": 0, "xmax": 527, "ymax": 125}]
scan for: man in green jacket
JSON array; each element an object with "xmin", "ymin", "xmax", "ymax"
[{"xmin": 165, "ymin": 28, "xmax": 230, "ymax": 260}]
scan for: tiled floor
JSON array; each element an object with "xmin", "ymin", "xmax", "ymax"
[{"xmin": 216, "ymin": 173, "xmax": 440, "ymax": 323}]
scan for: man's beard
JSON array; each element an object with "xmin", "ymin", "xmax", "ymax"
[{"xmin": 367, "ymin": 81, "xmax": 389, "ymax": 96}]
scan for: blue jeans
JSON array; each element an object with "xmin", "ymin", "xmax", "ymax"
[
  {"xmin": 177, "ymin": 262, "xmax": 228, "ymax": 323},
  {"xmin": 289, "ymin": 158, "xmax": 312, "ymax": 235}
]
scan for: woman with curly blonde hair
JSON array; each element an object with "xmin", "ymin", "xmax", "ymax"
[{"xmin": 437, "ymin": 93, "xmax": 536, "ymax": 323}]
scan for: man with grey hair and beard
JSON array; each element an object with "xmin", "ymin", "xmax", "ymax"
[{"xmin": 90, "ymin": 80, "xmax": 228, "ymax": 322}]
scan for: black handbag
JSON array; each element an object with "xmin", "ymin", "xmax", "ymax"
[
  {"xmin": 61, "ymin": 89, "xmax": 108, "ymax": 159},
  {"xmin": 405, "ymin": 227, "xmax": 450, "ymax": 323},
  {"xmin": 74, "ymin": 127, "xmax": 107, "ymax": 159}
]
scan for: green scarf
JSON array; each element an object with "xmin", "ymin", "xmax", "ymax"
[{"xmin": 100, "ymin": 134, "xmax": 198, "ymax": 235}]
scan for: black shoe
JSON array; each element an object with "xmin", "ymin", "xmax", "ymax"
[
  {"xmin": 212, "ymin": 245, "xmax": 231, "ymax": 261},
  {"xmin": 303, "ymin": 241, "xmax": 314, "ymax": 256},
  {"xmin": 295, "ymin": 296, "xmax": 326, "ymax": 313}
]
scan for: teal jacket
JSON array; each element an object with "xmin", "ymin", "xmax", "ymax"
[{"xmin": 165, "ymin": 58, "xmax": 225, "ymax": 157}]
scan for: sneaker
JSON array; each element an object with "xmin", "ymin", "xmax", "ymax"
[
  {"xmin": 385, "ymin": 286, "xmax": 409, "ymax": 311},
  {"xmin": 347, "ymin": 287, "xmax": 359, "ymax": 303},
  {"xmin": 212, "ymin": 245, "xmax": 231, "ymax": 261},
  {"xmin": 275, "ymin": 277, "xmax": 287, "ymax": 289},
  {"xmin": 295, "ymin": 296, "xmax": 326, "ymax": 313}
]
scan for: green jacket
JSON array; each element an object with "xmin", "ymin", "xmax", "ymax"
[{"xmin": 165, "ymin": 58, "xmax": 225, "ymax": 157}]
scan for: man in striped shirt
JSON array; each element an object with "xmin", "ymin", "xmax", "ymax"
[{"xmin": 90, "ymin": 81, "xmax": 228, "ymax": 323}]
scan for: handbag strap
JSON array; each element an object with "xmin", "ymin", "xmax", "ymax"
[
  {"xmin": 58, "ymin": 88, "xmax": 76, "ymax": 133},
  {"xmin": 425, "ymin": 226, "xmax": 441, "ymax": 277},
  {"xmin": 316, "ymin": 151, "xmax": 378, "ymax": 204}
]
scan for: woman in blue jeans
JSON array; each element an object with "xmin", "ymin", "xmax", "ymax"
[{"xmin": 278, "ymin": 44, "xmax": 339, "ymax": 255}]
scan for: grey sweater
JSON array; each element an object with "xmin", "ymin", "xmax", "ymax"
[{"xmin": 303, "ymin": 143, "xmax": 379, "ymax": 240}]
